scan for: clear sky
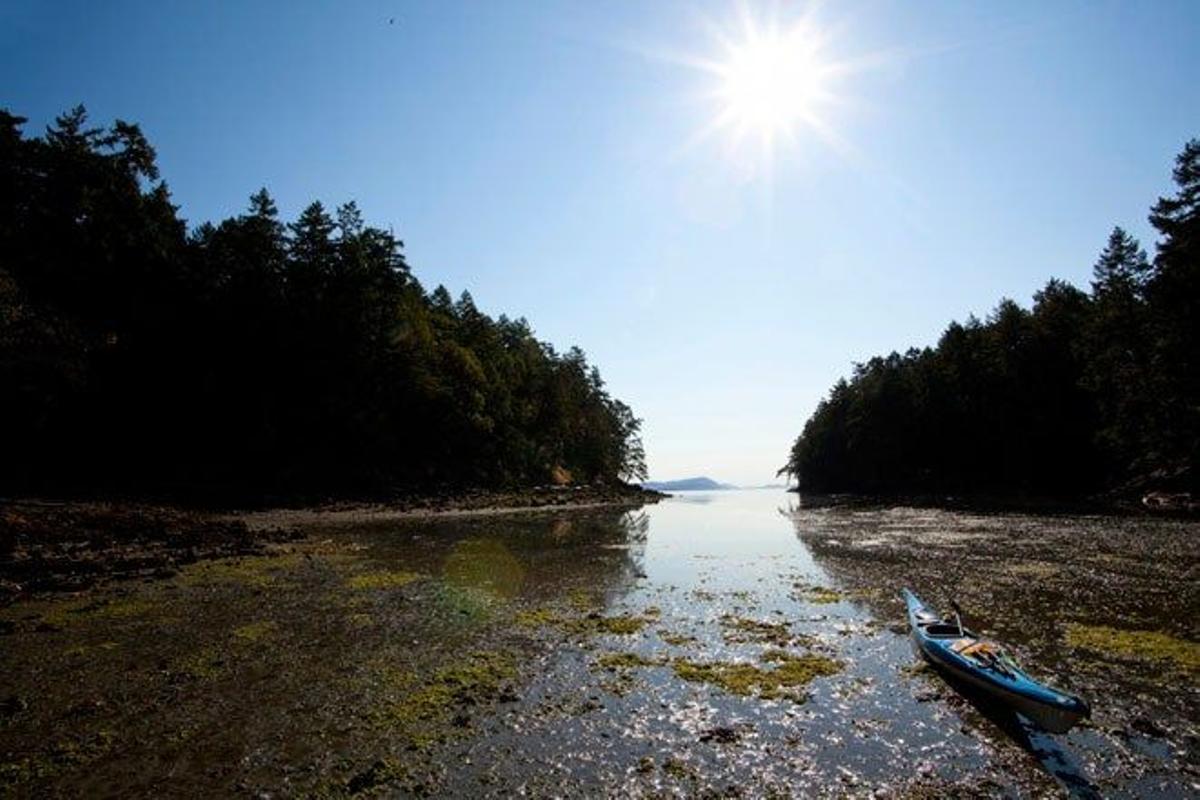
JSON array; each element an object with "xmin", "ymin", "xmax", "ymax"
[{"xmin": 4, "ymin": 1, "xmax": 1198, "ymax": 486}]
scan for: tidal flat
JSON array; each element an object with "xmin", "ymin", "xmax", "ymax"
[{"xmin": 1, "ymin": 491, "xmax": 1197, "ymax": 797}]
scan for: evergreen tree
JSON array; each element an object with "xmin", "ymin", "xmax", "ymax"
[
  {"xmin": 781, "ymin": 139, "xmax": 1200, "ymax": 499},
  {"xmin": 1091, "ymin": 227, "xmax": 1151, "ymax": 297},
  {"xmin": 1145, "ymin": 139, "xmax": 1200, "ymax": 484},
  {"xmin": 0, "ymin": 106, "xmax": 647, "ymax": 498}
]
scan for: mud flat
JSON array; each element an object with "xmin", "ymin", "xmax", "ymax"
[
  {"xmin": 0, "ymin": 506, "xmax": 655, "ymax": 797},
  {"xmin": 0, "ymin": 486, "xmax": 663, "ymax": 599},
  {"xmin": 2, "ymin": 491, "xmax": 1197, "ymax": 797},
  {"xmin": 790, "ymin": 503, "xmax": 1200, "ymax": 795}
]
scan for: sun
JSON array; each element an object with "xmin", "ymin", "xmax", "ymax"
[
  {"xmin": 663, "ymin": 3, "xmax": 863, "ymax": 175},
  {"xmin": 714, "ymin": 23, "xmax": 828, "ymax": 146}
]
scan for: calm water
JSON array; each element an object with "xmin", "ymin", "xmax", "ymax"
[{"xmin": 417, "ymin": 489, "xmax": 1193, "ymax": 798}]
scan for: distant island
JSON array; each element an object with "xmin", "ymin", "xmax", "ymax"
[{"xmin": 640, "ymin": 477, "xmax": 737, "ymax": 491}]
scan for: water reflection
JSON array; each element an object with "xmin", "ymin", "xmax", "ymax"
[
  {"xmin": 667, "ymin": 491, "xmax": 718, "ymax": 505},
  {"xmin": 447, "ymin": 490, "xmax": 1187, "ymax": 797},
  {"xmin": 940, "ymin": 671, "xmax": 1102, "ymax": 799},
  {"xmin": 346, "ymin": 506, "xmax": 650, "ymax": 607}
]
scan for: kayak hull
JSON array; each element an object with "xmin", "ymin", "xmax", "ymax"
[{"xmin": 904, "ymin": 589, "xmax": 1089, "ymax": 734}]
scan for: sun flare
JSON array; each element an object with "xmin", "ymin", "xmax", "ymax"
[
  {"xmin": 715, "ymin": 24, "xmax": 828, "ymax": 144},
  {"xmin": 666, "ymin": 3, "xmax": 864, "ymax": 175}
]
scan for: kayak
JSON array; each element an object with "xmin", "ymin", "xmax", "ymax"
[{"xmin": 903, "ymin": 588, "xmax": 1090, "ymax": 733}]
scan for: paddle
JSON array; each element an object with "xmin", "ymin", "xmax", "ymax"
[{"xmin": 950, "ymin": 599, "xmax": 965, "ymax": 637}]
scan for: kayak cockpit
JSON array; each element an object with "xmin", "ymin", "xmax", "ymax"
[{"xmin": 922, "ymin": 622, "xmax": 973, "ymax": 638}]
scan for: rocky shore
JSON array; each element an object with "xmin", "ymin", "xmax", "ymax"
[{"xmin": 0, "ymin": 485, "xmax": 665, "ymax": 605}]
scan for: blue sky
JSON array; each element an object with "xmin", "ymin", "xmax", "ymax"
[{"xmin": 4, "ymin": 1, "xmax": 1198, "ymax": 485}]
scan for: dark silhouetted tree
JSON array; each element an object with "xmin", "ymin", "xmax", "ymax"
[
  {"xmin": 0, "ymin": 106, "xmax": 646, "ymax": 499},
  {"xmin": 781, "ymin": 138, "xmax": 1200, "ymax": 498}
]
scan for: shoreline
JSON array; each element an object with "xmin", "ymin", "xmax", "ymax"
[
  {"xmin": 227, "ymin": 483, "xmax": 668, "ymax": 529},
  {"xmin": 0, "ymin": 486, "xmax": 667, "ymax": 601},
  {"xmin": 228, "ymin": 496, "xmax": 662, "ymax": 531},
  {"xmin": 789, "ymin": 489, "xmax": 1197, "ymax": 517}
]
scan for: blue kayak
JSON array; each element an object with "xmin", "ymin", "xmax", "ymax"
[{"xmin": 904, "ymin": 588, "xmax": 1090, "ymax": 733}]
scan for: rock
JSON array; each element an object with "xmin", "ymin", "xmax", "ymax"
[
  {"xmin": 700, "ymin": 726, "xmax": 741, "ymax": 744},
  {"xmin": 0, "ymin": 695, "xmax": 28, "ymax": 717},
  {"xmin": 1142, "ymin": 491, "xmax": 1196, "ymax": 513},
  {"xmin": 347, "ymin": 760, "xmax": 396, "ymax": 794},
  {"xmin": 914, "ymin": 688, "xmax": 941, "ymax": 703},
  {"xmin": 0, "ymin": 579, "xmax": 23, "ymax": 602},
  {"xmin": 1131, "ymin": 716, "xmax": 1168, "ymax": 738}
]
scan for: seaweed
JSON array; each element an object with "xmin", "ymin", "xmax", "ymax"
[
  {"xmin": 720, "ymin": 615, "xmax": 809, "ymax": 647},
  {"xmin": 1065, "ymin": 623, "xmax": 1200, "ymax": 674},
  {"xmin": 594, "ymin": 652, "xmax": 664, "ymax": 671},
  {"xmin": 672, "ymin": 651, "xmax": 841, "ymax": 701},
  {"xmin": 346, "ymin": 570, "xmax": 425, "ymax": 591}
]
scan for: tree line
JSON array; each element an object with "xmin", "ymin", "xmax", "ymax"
[
  {"xmin": 781, "ymin": 139, "xmax": 1199, "ymax": 499},
  {"xmin": 0, "ymin": 107, "xmax": 646, "ymax": 500}
]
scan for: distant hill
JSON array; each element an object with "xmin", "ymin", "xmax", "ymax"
[{"xmin": 641, "ymin": 477, "xmax": 737, "ymax": 491}]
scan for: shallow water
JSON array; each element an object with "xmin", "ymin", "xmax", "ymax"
[{"xmin": 2, "ymin": 490, "xmax": 1197, "ymax": 797}]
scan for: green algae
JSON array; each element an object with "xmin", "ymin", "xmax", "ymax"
[
  {"xmin": 63, "ymin": 640, "xmax": 119, "ymax": 658},
  {"xmin": 568, "ymin": 589, "xmax": 599, "ymax": 611},
  {"xmin": 673, "ymin": 652, "xmax": 842, "ymax": 701},
  {"xmin": 658, "ymin": 630, "xmax": 696, "ymax": 647},
  {"xmin": 177, "ymin": 553, "xmax": 304, "ymax": 589},
  {"xmin": 720, "ymin": 615, "xmax": 805, "ymax": 647},
  {"xmin": 33, "ymin": 598, "xmax": 104, "ymax": 629},
  {"xmin": 346, "ymin": 570, "xmax": 424, "ymax": 590},
  {"xmin": 90, "ymin": 597, "xmax": 157, "ymax": 619},
  {"xmin": 899, "ymin": 661, "xmax": 930, "ymax": 677},
  {"xmin": 662, "ymin": 756, "xmax": 695, "ymax": 780},
  {"xmin": 0, "ymin": 730, "xmax": 116, "ymax": 788},
  {"xmin": 443, "ymin": 538, "xmax": 526, "ymax": 599},
  {"xmin": 431, "ymin": 583, "xmax": 498, "ymax": 622},
  {"xmin": 806, "ymin": 587, "xmax": 843, "ymax": 604},
  {"xmin": 32, "ymin": 594, "xmax": 159, "ymax": 630},
  {"xmin": 370, "ymin": 651, "xmax": 517, "ymax": 748},
  {"xmin": 516, "ymin": 607, "xmax": 560, "ymax": 628},
  {"xmin": 588, "ymin": 614, "xmax": 649, "ymax": 635},
  {"xmin": 514, "ymin": 607, "xmax": 651, "ymax": 636},
  {"xmin": 1065, "ymin": 623, "xmax": 1200, "ymax": 674},
  {"xmin": 793, "ymin": 584, "xmax": 844, "ymax": 604},
  {"xmin": 594, "ymin": 652, "xmax": 664, "ymax": 671},
  {"xmin": 178, "ymin": 644, "xmax": 226, "ymax": 680},
  {"xmin": 233, "ymin": 620, "xmax": 277, "ymax": 642}
]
